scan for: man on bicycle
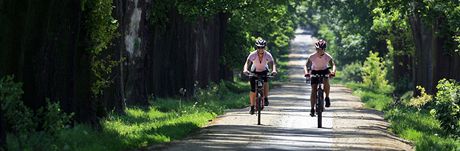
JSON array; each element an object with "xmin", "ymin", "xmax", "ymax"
[
  {"xmin": 243, "ymin": 38, "xmax": 277, "ymax": 115},
  {"xmin": 304, "ymin": 39, "xmax": 336, "ymax": 117}
]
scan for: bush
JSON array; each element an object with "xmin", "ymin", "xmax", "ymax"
[
  {"xmin": 404, "ymin": 86, "xmax": 433, "ymax": 111},
  {"xmin": 430, "ymin": 79, "xmax": 460, "ymax": 137},
  {"xmin": 37, "ymin": 99, "xmax": 73, "ymax": 135},
  {"xmin": 341, "ymin": 62, "xmax": 363, "ymax": 82},
  {"xmin": 362, "ymin": 51, "xmax": 391, "ymax": 91},
  {"xmin": 0, "ymin": 76, "xmax": 35, "ymax": 135},
  {"xmin": 1, "ymin": 75, "xmax": 73, "ymax": 150}
]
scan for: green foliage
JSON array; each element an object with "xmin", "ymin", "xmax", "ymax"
[
  {"xmin": 1, "ymin": 76, "xmax": 72, "ymax": 150},
  {"xmin": 297, "ymin": 0, "xmax": 379, "ymax": 65},
  {"xmin": 338, "ymin": 34, "xmax": 367, "ymax": 64},
  {"xmin": 317, "ymin": 24, "xmax": 339, "ymax": 59},
  {"xmin": 5, "ymin": 81, "xmax": 249, "ymax": 151},
  {"xmin": 404, "ymin": 86, "xmax": 433, "ymax": 111},
  {"xmin": 362, "ymin": 51, "xmax": 390, "ymax": 91},
  {"xmin": 147, "ymin": 1, "xmax": 298, "ymax": 70},
  {"xmin": 344, "ymin": 80, "xmax": 460, "ymax": 150},
  {"xmin": 386, "ymin": 107, "xmax": 460, "ymax": 151},
  {"xmin": 302, "ymin": 0, "xmax": 460, "ymax": 148},
  {"xmin": 430, "ymin": 79, "xmax": 460, "ymax": 137},
  {"xmin": 0, "ymin": 76, "xmax": 35, "ymax": 135},
  {"xmin": 37, "ymin": 99, "xmax": 73, "ymax": 135},
  {"xmin": 100, "ymin": 106, "xmax": 214, "ymax": 149},
  {"xmin": 340, "ymin": 62, "xmax": 363, "ymax": 82},
  {"xmin": 192, "ymin": 81, "xmax": 248, "ymax": 113},
  {"xmin": 377, "ymin": 0, "xmax": 460, "ymax": 55},
  {"xmin": 148, "ymin": 0, "xmax": 175, "ymax": 28},
  {"xmin": 223, "ymin": 0, "xmax": 297, "ymax": 69},
  {"xmin": 348, "ymin": 85, "xmax": 392, "ymax": 111},
  {"xmin": 83, "ymin": 0, "xmax": 119, "ymax": 97}
]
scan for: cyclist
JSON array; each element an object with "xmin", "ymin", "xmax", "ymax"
[
  {"xmin": 243, "ymin": 38, "xmax": 277, "ymax": 115},
  {"xmin": 304, "ymin": 39, "xmax": 336, "ymax": 117}
]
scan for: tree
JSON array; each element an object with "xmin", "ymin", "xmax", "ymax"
[{"xmin": 0, "ymin": 108, "xmax": 5, "ymax": 150}]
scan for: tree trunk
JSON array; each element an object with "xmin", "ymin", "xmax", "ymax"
[
  {"xmin": 0, "ymin": 107, "xmax": 5, "ymax": 151},
  {"xmin": 113, "ymin": 3, "xmax": 232, "ymax": 102},
  {"xmin": 409, "ymin": 1, "xmax": 460, "ymax": 95},
  {"xmin": 409, "ymin": 1, "xmax": 435, "ymax": 95}
]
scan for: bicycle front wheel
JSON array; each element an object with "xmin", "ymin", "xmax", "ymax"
[
  {"xmin": 317, "ymin": 88, "xmax": 324, "ymax": 128},
  {"xmin": 257, "ymin": 95, "xmax": 262, "ymax": 125}
]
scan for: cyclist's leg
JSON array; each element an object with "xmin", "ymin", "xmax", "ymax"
[
  {"xmin": 249, "ymin": 78, "xmax": 257, "ymax": 114},
  {"xmin": 250, "ymin": 92, "xmax": 256, "ymax": 106},
  {"xmin": 263, "ymin": 82, "xmax": 268, "ymax": 100},
  {"xmin": 310, "ymin": 84, "xmax": 318, "ymax": 108},
  {"xmin": 249, "ymin": 77, "xmax": 257, "ymax": 106},
  {"xmin": 310, "ymin": 84, "xmax": 318, "ymax": 116},
  {"xmin": 310, "ymin": 70, "xmax": 320, "ymax": 108},
  {"xmin": 324, "ymin": 78, "xmax": 330, "ymax": 98},
  {"xmin": 263, "ymin": 75, "xmax": 269, "ymax": 106}
]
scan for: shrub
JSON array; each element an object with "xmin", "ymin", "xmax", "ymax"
[
  {"xmin": 37, "ymin": 99, "xmax": 73, "ymax": 135},
  {"xmin": 0, "ymin": 76, "xmax": 35, "ymax": 135},
  {"xmin": 362, "ymin": 51, "xmax": 390, "ymax": 91},
  {"xmin": 341, "ymin": 62, "xmax": 363, "ymax": 82},
  {"xmin": 430, "ymin": 79, "xmax": 460, "ymax": 137},
  {"xmin": 404, "ymin": 86, "xmax": 433, "ymax": 111},
  {"xmin": 1, "ymin": 75, "xmax": 73, "ymax": 150}
]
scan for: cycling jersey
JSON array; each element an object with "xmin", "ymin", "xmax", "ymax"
[
  {"xmin": 309, "ymin": 52, "xmax": 332, "ymax": 71},
  {"xmin": 247, "ymin": 51, "xmax": 274, "ymax": 72}
]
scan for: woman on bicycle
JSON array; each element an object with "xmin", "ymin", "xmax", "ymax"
[
  {"xmin": 304, "ymin": 39, "xmax": 336, "ymax": 116},
  {"xmin": 243, "ymin": 38, "xmax": 277, "ymax": 115}
]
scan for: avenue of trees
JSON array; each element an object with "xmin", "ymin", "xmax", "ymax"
[{"xmin": 0, "ymin": 0, "xmax": 459, "ymax": 150}]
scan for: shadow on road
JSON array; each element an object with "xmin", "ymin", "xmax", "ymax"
[{"xmin": 154, "ymin": 124, "xmax": 403, "ymax": 151}]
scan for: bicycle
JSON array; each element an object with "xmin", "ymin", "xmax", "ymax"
[
  {"xmin": 246, "ymin": 72, "xmax": 274, "ymax": 125},
  {"xmin": 308, "ymin": 74, "xmax": 329, "ymax": 128}
]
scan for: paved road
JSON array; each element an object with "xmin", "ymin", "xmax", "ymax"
[{"xmin": 150, "ymin": 29, "xmax": 413, "ymax": 151}]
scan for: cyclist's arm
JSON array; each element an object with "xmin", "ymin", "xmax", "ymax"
[
  {"xmin": 243, "ymin": 58, "xmax": 251, "ymax": 72},
  {"xmin": 268, "ymin": 60, "xmax": 277, "ymax": 73},
  {"xmin": 329, "ymin": 59, "xmax": 336, "ymax": 74},
  {"xmin": 304, "ymin": 57, "xmax": 312, "ymax": 74}
]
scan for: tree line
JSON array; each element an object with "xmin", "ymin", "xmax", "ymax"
[
  {"xmin": 0, "ymin": 0, "xmax": 298, "ymax": 149},
  {"xmin": 297, "ymin": 0, "xmax": 460, "ymax": 95}
]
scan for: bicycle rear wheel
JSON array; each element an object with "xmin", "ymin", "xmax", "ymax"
[{"xmin": 317, "ymin": 88, "xmax": 324, "ymax": 128}]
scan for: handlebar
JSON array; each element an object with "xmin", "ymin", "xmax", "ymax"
[
  {"xmin": 310, "ymin": 74, "xmax": 329, "ymax": 78},
  {"xmin": 245, "ymin": 72, "xmax": 275, "ymax": 78},
  {"xmin": 305, "ymin": 74, "xmax": 332, "ymax": 78}
]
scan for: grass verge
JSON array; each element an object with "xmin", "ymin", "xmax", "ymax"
[
  {"xmin": 7, "ymin": 81, "xmax": 249, "ymax": 151},
  {"xmin": 335, "ymin": 73, "xmax": 460, "ymax": 151}
]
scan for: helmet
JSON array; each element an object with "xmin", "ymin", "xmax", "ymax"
[
  {"xmin": 255, "ymin": 39, "xmax": 267, "ymax": 47},
  {"xmin": 315, "ymin": 39, "xmax": 327, "ymax": 49}
]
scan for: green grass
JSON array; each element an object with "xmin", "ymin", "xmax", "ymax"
[
  {"xmin": 273, "ymin": 54, "xmax": 290, "ymax": 83},
  {"xmin": 338, "ymin": 78, "xmax": 460, "ymax": 151},
  {"xmin": 6, "ymin": 81, "xmax": 250, "ymax": 151},
  {"xmin": 352, "ymin": 89, "xmax": 392, "ymax": 111},
  {"xmin": 344, "ymin": 81, "xmax": 392, "ymax": 111},
  {"xmin": 385, "ymin": 107, "xmax": 460, "ymax": 150}
]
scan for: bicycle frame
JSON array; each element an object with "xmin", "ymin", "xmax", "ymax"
[
  {"xmin": 247, "ymin": 73, "xmax": 273, "ymax": 125},
  {"xmin": 254, "ymin": 77, "xmax": 264, "ymax": 125},
  {"xmin": 311, "ymin": 74, "xmax": 328, "ymax": 128}
]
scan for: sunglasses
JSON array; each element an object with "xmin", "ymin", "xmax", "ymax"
[{"xmin": 257, "ymin": 46, "xmax": 265, "ymax": 49}]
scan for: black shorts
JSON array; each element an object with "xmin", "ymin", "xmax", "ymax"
[
  {"xmin": 309, "ymin": 69, "xmax": 330, "ymax": 85},
  {"xmin": 250, "ymin": 70, "xmax": 268, "ymax": 92}
]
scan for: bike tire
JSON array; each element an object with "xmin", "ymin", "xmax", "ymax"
[
  {"xmin": 257, "ymin": 93, "xmax": 262, "ymax": 125},
  {"xmin": 317, "ymin": 88, "xmax": 324, "ymax": 128}
]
